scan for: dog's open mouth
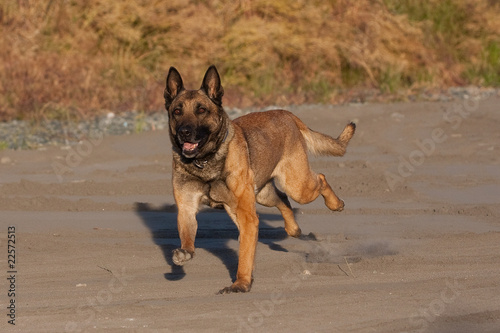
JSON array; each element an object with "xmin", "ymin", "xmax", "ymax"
[
  {"xmin": 181, "ymin": 141, "xmax": 201, "ymax": 158},
  {"xmin": 176, "ymin": 127, "xmax": 209, "ymax": 158},
  {"xmin": 183, "ymin": 142, "xmax": 198, "ymax": 152},
  {"xmin": 182, "ymin": 142, "xmax": 198, "ymax": 155}
]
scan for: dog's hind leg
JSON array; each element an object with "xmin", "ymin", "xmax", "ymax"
[
  {"xmin": 316, "ymin": 173, "xmax": 345, "ymax": 211},
  {"xmin": 283, "ymin": 171, "xmax": 344, "ymax": 212},
  {"xmin": 276, "ymin": 150, "xmax": 345, "ymax": 212},
  {"xmin": 256, "ymin": 181, "xmax": 301, "ymax": 237}
]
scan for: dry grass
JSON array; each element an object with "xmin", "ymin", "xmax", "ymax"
[{"xmin": 1, "ymin": 0, "xmax": 499, "ymax": 121}]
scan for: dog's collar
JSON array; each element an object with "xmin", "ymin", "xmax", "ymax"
[
  {"xmin": 222, "ymin": 128, "xmax": 229, "ymax": 143},
  {"xmin": 193, "ymin": 129, "xmax": 229, "ymax": 169},
  {"xmin": 193, "ymin": 159, "xmax": 208, "ymax": 169}
]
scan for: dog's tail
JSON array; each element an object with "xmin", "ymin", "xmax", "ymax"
[{"xmin": 295, "ymin": 118, "xmax": 356, "ymax": 157}]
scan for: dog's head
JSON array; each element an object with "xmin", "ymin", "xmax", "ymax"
[{"xmin": 164, "ymin": 65, "xmax": 227, "ymax": 159}]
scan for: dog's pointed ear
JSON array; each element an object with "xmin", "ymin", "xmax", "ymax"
[
  {"xmin": 201, "ymin": 65, "xmax": 224, "ymax": 106},
  {"xmin": 164, "ymin": 67, "xmax": 184, "ymax": 109}
]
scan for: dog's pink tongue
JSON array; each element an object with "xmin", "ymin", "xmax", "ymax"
[{"xmin": 183, "ymin": 142, "xmax": 198, "ymax": 151}]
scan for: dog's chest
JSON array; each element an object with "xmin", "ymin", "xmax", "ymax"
[{"xmin": 174, "ymin": 154, "xmax": 225, "ymax": 183}]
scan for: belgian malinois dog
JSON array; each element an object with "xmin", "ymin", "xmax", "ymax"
[{"xmin": 164, "ymin": 65, "xmax": 355, "ymax": 293}]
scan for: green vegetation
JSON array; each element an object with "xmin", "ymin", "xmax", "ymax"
[
  {"xmin": 467, "ymin": 41, "xmax": 500, "ymax": 86},
  {"xmin": 0, "ymin": 141, "xmax": 9, "ymax": 151},
  {"xmin": 1, "ymin": 0, "xmax": 499, "ymax": 121},
  {"xmin": 384, "ymin": 0, "xmax": 500, "ymax": 85},
  {"xmin": 134, "ymin": 111, "xmax": 147, "ymax": 134}
]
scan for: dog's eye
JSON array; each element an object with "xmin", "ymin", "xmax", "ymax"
[
  {"xmin": 173, "ymin": 108, "xmax": 182, "ymax": 116},
  {"xmin": 198, "ymin": 107, "xmax": 207, "ymax": 114}
]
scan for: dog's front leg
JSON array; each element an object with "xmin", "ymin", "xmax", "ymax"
[
  {"xmin": 219, "ymin": 175, "xmax": 259, "ymax": 294},
  {"xmin": 172, "ymin": 179, "xmax": 204, "ymax": 266}
]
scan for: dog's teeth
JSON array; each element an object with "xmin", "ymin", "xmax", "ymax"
[{"xmin": 183, "ymin": 142, "xmax": 198, "ymax": 151}]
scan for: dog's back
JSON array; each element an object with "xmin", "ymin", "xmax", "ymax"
[{"xmin": 233, "ymin": 110, "xmax": 355, "ymax": 190}]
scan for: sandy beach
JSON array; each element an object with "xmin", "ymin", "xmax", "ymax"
[{"xmin": 1, "ymin": 96, "xmax": 500, "ymax": 332}]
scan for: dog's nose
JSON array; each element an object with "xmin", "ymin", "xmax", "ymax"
[{"xmin": 178, "ymin": 126, "xmax": 193, "ymax": 140}]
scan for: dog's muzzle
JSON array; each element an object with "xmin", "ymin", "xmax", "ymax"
[{"xmin": 177, "ymin": 125, "xmax": 200, "ymax": 158}]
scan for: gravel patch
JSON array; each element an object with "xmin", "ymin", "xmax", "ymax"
[{"xmin": 0, "ymin": 87, "xmax": 498, "ymax": 150}]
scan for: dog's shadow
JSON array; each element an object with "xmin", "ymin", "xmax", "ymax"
[{"xmin": 135, "ymin": 202, "xmax": 291, "ymax": 282}]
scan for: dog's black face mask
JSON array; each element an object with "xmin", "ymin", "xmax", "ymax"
[
  {"xmin": 164, "ymin": 66, "xmax": 226, "ymax": 160},
  {"xmin": 175, "ymin": 121, "xmax": 211, "ymax": 159}
]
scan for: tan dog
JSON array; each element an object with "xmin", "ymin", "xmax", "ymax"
[{"xmin": 164, "ymin": 65, "xmax": 355, "ymax": 293}]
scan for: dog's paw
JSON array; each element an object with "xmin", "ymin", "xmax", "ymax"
[
  {"xmin": 217, "ymin": 280, "xmax": 252, "ymax": 294},
  {"xmin": 327, "ymin": 198, "xmax": 344, "ymax": 212},
  {"xmin": 285, "ymin": 226, "xmax": 302, "ymax": 238},
  {"xmin": 172, "ymin": 248, "xmax": 194, "ymax": 266},
  {"xmin": 334, "ymin": 199, "xmax": 344, "ymax": 212}
]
